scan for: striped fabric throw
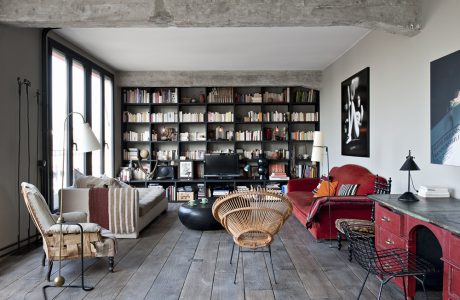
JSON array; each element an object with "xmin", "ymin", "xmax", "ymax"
[
  {"xmin": 337, "ymin": 184, "xmax": 359, "ymax": 196},
  {"xmin": 108, "ymin": 188, "xmax": 138, "ymax": 234}
]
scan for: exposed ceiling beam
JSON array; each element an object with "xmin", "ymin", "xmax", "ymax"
[
  {"xmin": 117, "ymin": 71, "xmax": 322, "ymax": 89},
  {"xmin": 0, "ymin": 0, "xmax": 421, "ymax": 36}
]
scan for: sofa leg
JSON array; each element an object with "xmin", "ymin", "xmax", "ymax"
[
  {"xmin": 46, "ymin": 259, "xmax": 53, "ymax": 282},
  {"xmin": 337, "ymin": 232, "xmax": 342, "ymax": 251},
  {"xmin": 108, "ymin": 257, "xmax": 114, "ymax": 272}
]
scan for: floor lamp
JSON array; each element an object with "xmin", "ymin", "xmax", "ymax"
[
  {"xmin": 54, "ymin": 112, "xmax": 101, "ymax": 287},
  {"xmin": 310, "ymin": 131, "xmax": 333, "ymax": 246}
]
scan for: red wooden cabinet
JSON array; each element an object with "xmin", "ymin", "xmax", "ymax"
[{"xmin": 375, "ymin": 202, "xmax": 460, "ymax": 299}]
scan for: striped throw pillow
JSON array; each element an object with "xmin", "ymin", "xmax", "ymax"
[{"xmin": 337, "ymin": 184, "xmax": 359, "ymax": 196}]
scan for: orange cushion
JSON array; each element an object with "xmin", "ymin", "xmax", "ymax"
[{"xmin": 314, "ymin": 181, "xmax": 338, "ymax": 197}]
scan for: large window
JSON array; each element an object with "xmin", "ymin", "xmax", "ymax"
[{"xmin": 48, "ymin": 40, "xmax": 114, "ymax": 209}]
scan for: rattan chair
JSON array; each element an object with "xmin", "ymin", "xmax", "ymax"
[
  {"xmin": 212, "ymin": 189, "xmax": 292, "ymax": 284},
  {"xmin": 341, "ymin": 223, "xmax": 436, "ymax": 299},
  {"xmin": 336, "ymin": 175, "xmax": 391, "ymax": 261},
  {"xmin": 21, "ymin": 183, "xmax": 117, "ymax": 282}
]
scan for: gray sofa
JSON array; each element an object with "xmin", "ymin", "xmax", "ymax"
[{"xmin": 61, "ymin": 187, "xmax": 167, "ymax": 238}]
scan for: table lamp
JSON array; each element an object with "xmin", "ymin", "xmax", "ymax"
[{"xmin": 398, "ymin": 150, "xmax": 420, "ymax": 202}]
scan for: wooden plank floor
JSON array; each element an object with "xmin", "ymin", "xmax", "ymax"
[{"xmin": 0, "ymin": 203, "xmax": 441, "ymax": 300}]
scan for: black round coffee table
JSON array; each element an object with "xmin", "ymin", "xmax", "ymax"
[{"xmin": 178, "ymin": 199, "xmax": 223, "ymax": 231}]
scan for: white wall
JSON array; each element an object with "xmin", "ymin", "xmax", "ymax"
[
  {"xmin": 0, "ymin": 25, "xmax": 41, "ymax": 254},
  {"xmin": 321, "ymin": 0, "xmax": 460, "ymax": 198}
]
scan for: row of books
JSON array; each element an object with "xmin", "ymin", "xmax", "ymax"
[
  {"xmin": 152, "ymin": 89, "xmax": 177, "ymax": 104},
  {"xmin": 179, "ymin": 112, "xmax": 205, "ymax": 122},
  {"xmin": 123, "ymin": 111, "xmax": 150, "ymax": 123},
  {"xmin": 155, "ymin": 150, "xmax": 177, "ymax": 161},
  {"xmin": 181, "ymin": 150, "xmax": 206, "ymax": 160},
  {"xmin": 235, "ymin": 93, "xmax": 262, "ymax": 104},
  {"xmin": 123, "ymin": 130, "xmax": 149, "ymax": 142},
  {"xmin": 295, "ymin": 164, "xmax": 318, "ymax": 178},
  {"xmin": 151, "ymin": 112, "xmax": 178, "ymax": 123},
  {"xmin": 166, "ymin": 186, "xmax": 176, "ymax": 201},
  {"xmin": 179, "ymin": 132, "xmax": 206, "ymax": 141},
  {"xmin": 123, "ymin": 88, "xmax": 150, "ymax": 104},
  {"xmin": 291, "ymin": 112, "xmax": 319, "ymax": 122},
  {"xmin": 293, "ymin": 89, "xmax": 318, "ymax": 103},
  {"xmin": 208, "ymin": 87, "xmax": 234, "ymax": 103},
  {"xmin": 123, "ymin": 148, "xmax": 139, "ymax": 161},
  {"xmin": 264, "ymin": 111, "xmax": 289, "ymax": 122},
  {"xmin": 291, "ymin": 130, "xmax": 315, "ymax": 141},
  {"xmin": 263, "ymin": 91, "xmax": 287, "ymax": 103},
  {"xmin": 235, "ymin": 130, "xmax": 263, "ymax": 141},
  {"xmin": 207, "ymin": 112, "xmax": 234, "ymax": 122}
]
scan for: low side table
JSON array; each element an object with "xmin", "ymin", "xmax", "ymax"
[{"xmin": 178, "ymin": 199, "xmax": 223, "ymax": 231}]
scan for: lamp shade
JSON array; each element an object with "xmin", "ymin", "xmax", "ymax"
[
  {"xmin": 311, "ymin": 146, "xmax": 324, "ymax": 162},
  {"xmin": 313, "ymin": 131, "xmax": 324, "ymax": 147},
  {"xmin": 400, "ymin": 150, "xmax": 420, "ymax": 171},
  {"xmin": 74, "ymin": 123, "xmax": 101, "ymax": 153}
]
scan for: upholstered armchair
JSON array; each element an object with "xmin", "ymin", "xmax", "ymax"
[{"xmin": 21, "ymin": 183, "xmax": 117, "ymax": 282}]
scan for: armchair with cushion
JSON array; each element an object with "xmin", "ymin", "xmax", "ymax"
[{"xmin": 21, "ymin": 183, "xmax": 117, "ymax": 282}]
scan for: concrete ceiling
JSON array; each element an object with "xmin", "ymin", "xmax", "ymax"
[{"xmin": 56, "ymin": 27, "xmax": 370, "ymax": 71}]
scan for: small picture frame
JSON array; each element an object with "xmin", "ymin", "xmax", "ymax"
[{"xmin": 179, "ymin": 161, "xmax": 194, "ymax": 179}]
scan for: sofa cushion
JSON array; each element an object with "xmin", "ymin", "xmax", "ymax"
[
  {"xmin": 337, "ymin": 184, "xmax": 359, "ymax": 196},
  {"xmin": 314, "ymin": 181, "xmax": 338, "ymax": 197},
  {"xmin": 138, "ymin": 188, "xmax": 166, "ymax": 217},
  {"xmin": 287, "ymin": 191, "xmax": 315, "ymax": 208}
]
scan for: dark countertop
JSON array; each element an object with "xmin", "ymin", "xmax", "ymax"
[{"xmin": 369, "ymin": 194, "xmax": 460, "ymax": 236}]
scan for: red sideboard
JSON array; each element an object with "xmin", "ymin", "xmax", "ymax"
[{"xmin": 371, "ymin": 194, "xmax": 460, "ymax": 300}]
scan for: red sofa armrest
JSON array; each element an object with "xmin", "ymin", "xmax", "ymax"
[{"xmin": 288, "ymin": 178, "xmax": 320, "ymax": 192}]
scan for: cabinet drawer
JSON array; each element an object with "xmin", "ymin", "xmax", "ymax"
[
  {"xmin": 375, "ymin": 204, "xmax": 404, "ymax": 236},
  {"xmin": 376, "ymin": 227, "xmax": 407, "ymax": 250}
]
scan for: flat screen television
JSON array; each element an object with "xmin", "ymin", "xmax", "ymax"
[{"xmin": 204, "ymin": 153, "xmax": 240, "ymax": 178}]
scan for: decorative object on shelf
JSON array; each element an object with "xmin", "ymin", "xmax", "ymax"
[
  {"xmin": 179, "ymin": 161, "xmax": 194, "ymax": 179},
  {"xmin": 160, "ymin": 127, "xmax": 177, "ymax": 141},
  {"xmin": 155, "ymin": 165, "xmax": 175, "ymax": 180},
  {"xmin": 398, "ymin": 150, "xmax": 420, "ymax": 202},
  {"xmin": 341, "ymin": 67, "xmax": 370, "ymax": 157},
  {"xmin": 215, "ymin": 126, "xmax": 225, "ymax": 140},
  {"xmin": 139, "ymin": 149, "xmax": 149, "ymax": 159},
  {"xmin": 257, "ymin": 153, "xmax": 268, "ymax": 180},
  {"xmin": 430, "ymin": 49, "xmax": 460, "ymax": 166},
  {"xmin": 55, "ymin": 111, "xmax": 101, "ymax": 287}
]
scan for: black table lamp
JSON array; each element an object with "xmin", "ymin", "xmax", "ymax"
[{"xmin": 398, "ymin": 150, "xmax": 420, "ymax": 202}]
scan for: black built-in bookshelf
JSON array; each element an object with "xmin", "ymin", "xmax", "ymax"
[{"xmin": 121, "ymin": 86, "xmax": 320, "ymax": 201}]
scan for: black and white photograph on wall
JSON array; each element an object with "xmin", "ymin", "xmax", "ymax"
[
  {"xmin": 431, "ymin": 49, "xmax": 460, "ymax": 166},
  {"xmin": 341, "ymin": 67, "xmax": 370, "ymax": 157}
]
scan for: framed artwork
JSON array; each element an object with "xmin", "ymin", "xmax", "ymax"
[
  {"xmin": 430, "ymin": 49, "xmax": 460, "ymax": 166},
  {"xmin": 341, "ymin": 67, "xmax": 370, "ymax": 157},
  {"xmin": 179, "ymin": 161, "xmax": 194, "ymax": 179}
]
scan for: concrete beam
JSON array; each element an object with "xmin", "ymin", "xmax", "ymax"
[
  {"xmin": 0, "ymin": 0, "xmax": 421, "ymax": 36},
  {"xmin": 117, "ymin": 71, "xmax": 322, "ymax": 89}
]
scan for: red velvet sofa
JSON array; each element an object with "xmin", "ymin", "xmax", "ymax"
[{"xmin": 287, "ymin": 164, "xmax": 387, "ymax": 240}]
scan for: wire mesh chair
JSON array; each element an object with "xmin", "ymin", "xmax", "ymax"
[
  {"xmin": 341, "ymin": 223, "xmax": 436, "ymax": 299},
  {"xmin": 336, "ymin": 175, "xmax": 392, "ymax": 261},
  {"xmin": 212, "ymin": 189, "xmax": 292, "ymax": 284}
]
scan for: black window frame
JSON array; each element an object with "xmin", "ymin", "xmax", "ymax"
[{"xmin": 45, "ymin": 38, "xmax": 115, "ymax": 210}]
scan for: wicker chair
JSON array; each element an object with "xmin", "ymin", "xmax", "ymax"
[
  {"xmin": 212, "ymin": 189, "xmax": 292, "ymax": 284},
  {"xmin": 341, "ymin": 223, "xmax": 436, "ymax": 299},
  {"xmin": 335, "ymin": 175, "xmax": 391, "ymax": 261},
  {"xmin": 21, "ymin": 183, "xmax": 117, "ymax": 283}
]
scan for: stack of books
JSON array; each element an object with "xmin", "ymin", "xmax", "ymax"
[
  {"xmin": 418, "ymin": 186, "xmax": 450, "ymax": 198},
  {"xmin": 269, "ymin": 172, "xmax": 289, "ymax": 181}
]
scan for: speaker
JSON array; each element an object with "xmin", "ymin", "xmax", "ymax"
[{"xmin": 156, "ymin": 166, "xmax": 176, "ymax": 179}]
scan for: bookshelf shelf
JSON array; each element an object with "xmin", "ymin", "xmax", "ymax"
[{"xmin": 121, "ymin": 85, "xmax": 320, "ymax": 198}]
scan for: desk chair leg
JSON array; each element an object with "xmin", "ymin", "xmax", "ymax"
[
  {"xmin": 348, "ymin": 243, "xmax": 353, "ymax": 261},
  {"xmin": 337, "ymin": 232, "xmax": 342, "ymax": 250},
  {"xmin": 46, "ymin": 259, "xmax": 53, "ymax": 282},
  {"xmin": 357, "ymin": 270, "xmax": 370, "ymax": 299},
  {"xmin": 234, "ymin": 246, "xmax": 241, "ymax": 284},
  {"xmin": 415, "ymin": 275, "xmax": 428, "ymax": 300},
  {"xmin": 402, "ymin": 276, "xmax": 407, "ymax": 299},
  {"xmin": 42, "ymin": 252, "xmax": 46, "ymax": 266},
  {"xmin": 268, "ymin": 245, "xmax": 277, "ymax": 284},
  {"xmin": 377, "ymin": 277, "xmax": 392, "ymax": 300},
  {"xmin": 230, "ymin": 243, "xmax": 235, "ymax": 265}
]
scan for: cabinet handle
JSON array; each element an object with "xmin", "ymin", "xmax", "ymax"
[
  {"xmin": 381, "ymin": 216, "xmax": 390, "ymax": 222},
  {"xmin": 385, "ymin": 239, "xmax": 395, "ymax": 245}
]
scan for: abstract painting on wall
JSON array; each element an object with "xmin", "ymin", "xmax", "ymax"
[
  {"xmin": 431, "ymin": 50, "xmax": 460, "ymax": 166},
  {"xmin": 341, "ymin": 67, "xmax": 370, "ymax": 157}
]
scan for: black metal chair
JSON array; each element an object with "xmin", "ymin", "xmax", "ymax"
[
  {"xmin": 336, "ymin": 175, "xmax": 392, "ymax": 261},
  {"xmin": 341, "ymin": 223, "xmax": 436, "ymax": 299}
]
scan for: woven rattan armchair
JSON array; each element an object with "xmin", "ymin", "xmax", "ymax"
[
  {"xmin": 21, "ymin": 183, "xmax": 117, "ymax": 282},
  {"xmin": 212, "ymin": 189, "xmax": 292, "ymax": 284}
]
